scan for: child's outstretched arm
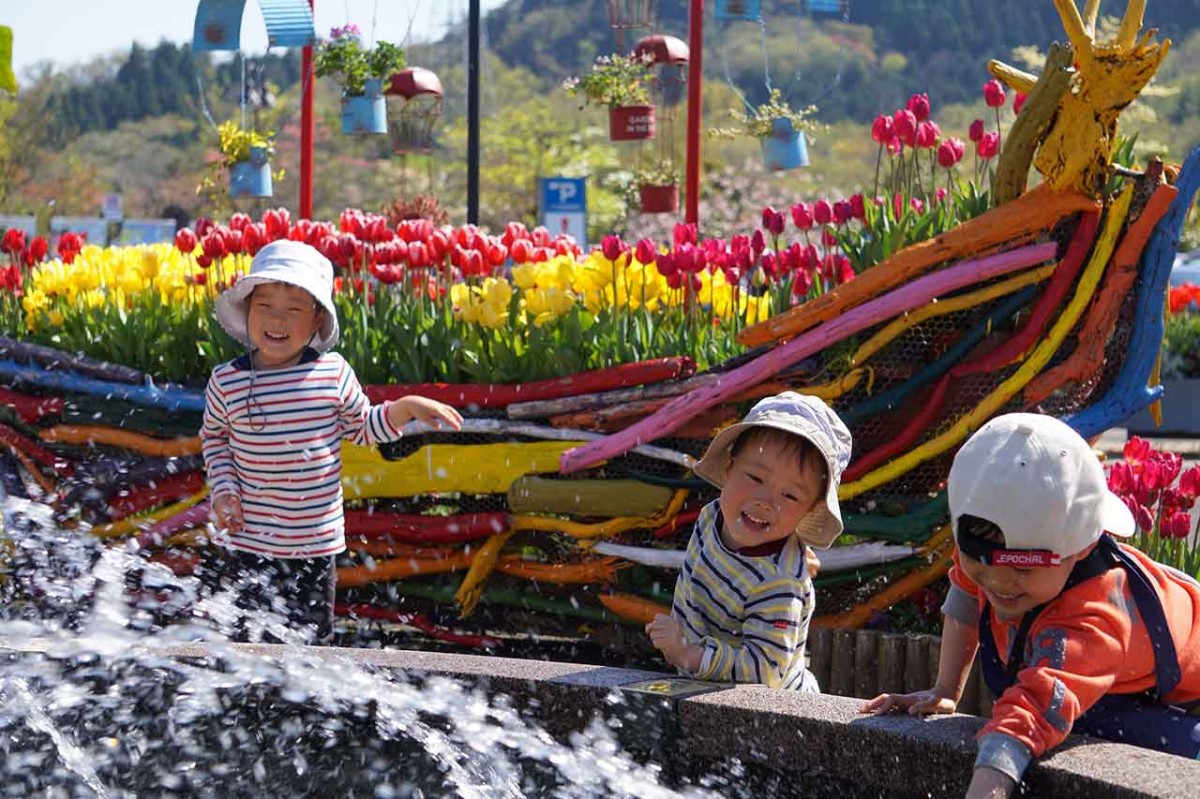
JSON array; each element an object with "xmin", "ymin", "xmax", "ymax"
[
  {"xmin": 859, "ymin": 614, "xmax": 978, "ymax": 715},
  {"xmin": 386, "ymin": 395, "xmax": 463, "ymax": 432}
]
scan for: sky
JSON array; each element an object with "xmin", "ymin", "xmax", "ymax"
[{"xmin": 4, "ymin": 0, "xmax": 509, "ymax": 76}]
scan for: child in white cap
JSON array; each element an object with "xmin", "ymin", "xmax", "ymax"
[
  {"xmin": 646, "ymin": 391, "xmax": 852, "ymax": 690},
  {"xmin": 200, "ymin": 239, "xmax": 462, "ymax": 642},
  {"xmin": 861, "ymin": 413, "xmax": 1200, "ymax": 798}
]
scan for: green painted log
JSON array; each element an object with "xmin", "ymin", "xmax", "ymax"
[{"xmin": 507, "ymin": 476, "xmax": 675, "ymax": 518}]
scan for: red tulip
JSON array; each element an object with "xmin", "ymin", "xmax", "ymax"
[
  {"xmin": 906, "ymin": 92, "xmax": 931, "ymax": 121},
  {"xmin": 463, "ymin": 249, "xmax": 486, "ymax": 277},
  {"xmin": 832, "ymin": 200, "xmax": 853, "ymax": 226},
  {"xmin": 1179, "ymin": 466, "xmax": 1200, "ymax": 505},
  {"xmin": 968, "ymin": 119, "xmax": 986, "ymax": 143},
  {"xmin": 635, "ymin": 239, "xmax": 657, "ymax": 265},
  {"xmin": 229, "ymin": 213, "xmax": 252, "ymax": 232},
  {"xmin": 510, "ymin": 239, "xmax": 534, "ymax": 264},
  {"xmin": 937, "ymin": 137, "xmax": 965, "ymax": 168},
  {"xmin": 201, "ymin": 233, "xmax": 227, "ymax": 260},
  {"xmin": 194, "ymin": 217, "xmax": 215, "ymax": 239},
  {"xmin": 790, "ymin": 202, "xmax": 814, "ymax": 230},
  {"xmin": 870, "ymin": 114, "xmax": 895, "ymax": 144},
  {"xmin": 488, "ymin": 242, "xmax": 509, "ymax": 266},
  {"xmin": 26, "ymin": 236, "xmax": 48, "ymax": 263},
  {"xmin": 175, "ymin": 228, "xmax": 198, "ymax": 254},
  {"xmin": 601, "ymin": 234, "xmax": 625, "ymax": 262},
  {"xmin": 656, "ymin": 251, "xmax": 677, "ymax": 277},
  {"xmin": 761, "ymin": 206, "xmax": 786, "ymax": 237},
  {"xmin": 813, "ymin": 199, "xmax": 833, "ymax": 226},
  {"xmin": 750, "ymin": 229, "xmax": 766, "ymax": 259},
  {"xmin": 1, "ymin": 228, "xmax": 26, "ymax": 255},
  {"xmin": 1123, "ymin": 436, "xmax": 1153, "ymax": 464},
  {"xmin": 983, "ymin": 79, "xmax": 1007, "ymax": 108},
  {"xmin": 849, "ymin": 194, "xmax": 866, "ymax": 221},
  {"xmin": 1161, "ymin": 510, "xmax": 1191, "ymax": 539}
]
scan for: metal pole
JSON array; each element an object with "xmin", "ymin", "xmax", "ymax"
[
  {"xmin": 685, "ymin": 0, "xmax": 703, "ymax": 226},
  {"xmin": 467, "ymin": 0, "xmax": 481, "ymax": 224},
  {"xmin": 300, "ymin": 0, "xmax": 315, "ymax": 219}
]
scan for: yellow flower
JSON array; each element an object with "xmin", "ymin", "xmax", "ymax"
[{"xmin": 47, "ymin": 309, "xmax": 64, "ymax": 327}]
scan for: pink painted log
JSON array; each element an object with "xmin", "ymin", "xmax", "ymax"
[
  {"xmin": 559, "ymin": 241, "xmax": 1059, "ymax": 473},
  {"xmin": 136, "ymin": 501, "xmax": 211, "ymax": 548}
]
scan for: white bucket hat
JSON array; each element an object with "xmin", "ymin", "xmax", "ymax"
[
  {"xmin": 214, "ymin": 240, "xmax": 339, "ymax": 353},
  {"xmin": 949, "ymin": 413, "xmax": 1134, "ymax": 561},
  {"xmin": 693, "ymin": 391, "xmax": 853, "ymax": 549}
]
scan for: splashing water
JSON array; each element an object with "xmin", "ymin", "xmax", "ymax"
[{"xmin": 0, "ymin": 495, "xmax": 714, "ymax": 798}]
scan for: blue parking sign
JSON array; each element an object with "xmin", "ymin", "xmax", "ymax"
[{"xmin": 539, "ymin": 177, "xmax": 587, "ymax": 250}]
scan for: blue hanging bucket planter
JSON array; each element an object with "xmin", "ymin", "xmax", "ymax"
[
  {"xmin": 761, "ymin": 118, "xmax": 809, "ymax": 172},
  {"xmin": 714, "ymin": 0, "xmax": 762, "ymax": 21},
  {"xmin": 229, "ymin": 146, "xmax": 273, "ymax": 198},
  {"xmin": 341, "ymin": 78, "xmax": 387, "ymax": 135}
]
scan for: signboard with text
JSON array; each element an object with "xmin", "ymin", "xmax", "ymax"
[{"xmin": 539, "ymin": 177, "xmax": 587, "ymax": 250}]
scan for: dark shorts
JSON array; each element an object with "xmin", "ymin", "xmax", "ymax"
[{"xmin": 202, "ymin": 549, "xmax": 336, "ymax": 644}]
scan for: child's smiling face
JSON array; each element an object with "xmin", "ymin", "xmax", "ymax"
[
  {"xmin": 958, "ymin": 549, "xmax": 1084, "ymax": 621},
  {"xmin": 246, "ymin": 281, "xmax": 323, "ymax": 369},
  {"xmin": 718, "ymin": 432, "xmax": 824, "ymax": 551}
]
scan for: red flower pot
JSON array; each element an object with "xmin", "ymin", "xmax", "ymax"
[
  {"xmin": 609, "ymin": 105, "xmax": 656, "ymax": 141},
  {"xmin": 638, "ymin": 184, "xmax": 678, "ymax": 214}
]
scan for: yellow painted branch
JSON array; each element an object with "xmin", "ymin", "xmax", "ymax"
[
  {"xmin": 89, "ymin": 490, "xmax": 209, "ymax": 539},
  {"xmin": 798, "ymin": 369, "xmax": 864, "ymax": 402},
  {"xmin": 839, "ymin": 184, "xmax": 1135, "ymax": 500},
  {"xmin": 1055, "ymin": 0, "xmax": 1091, "ymax": 52},
  {"xmin": 986, "ymin": 59, "xmax": 1038, "ymax": 95},
  {"xmin": 455, "ymin": 530, "xmax": 515, "ymax": 618},
  {"xmin": 1082, "ymin": 0, "xmax": 1101, "ymax": 34},
  {"xmin": 1117, "ymin": 0, "xmax": 1147, "ymax": 50},
  {"xmin": 513, "ymin": 490, "xmax": 688, "ymax": 540},
  {"xmin": 341, "ymin": 441, "xmax": 582, "ymax": 500}
]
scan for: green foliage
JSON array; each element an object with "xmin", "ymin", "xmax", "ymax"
[
  {"xmin": 708, "ymin": 88, "xmax": 824, "ymax": 140},
  {"xmin": 634, "ymin": 160, "xmax": 678, "ymax": 187},
  {"xmin": 563, "ymin": 52, "xmax": 654, "ymax": 109},
  {"xmin": 1163, "ymin": 311, "xmax": 1200, "ymax": 380},
  {"xmin": 314, "ymin": 25, "xmax": 406, "ymax": 96},
  {"xmin": 0, "ymin": 25, "xmax": 16, "ymax": 96},
  {"xmin": 215, "ymin": 120, "xmax": 274, "ymax": 166}
]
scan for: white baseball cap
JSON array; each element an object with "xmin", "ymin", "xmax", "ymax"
[
  {"xmin": 949, "ymin": 413, "xmax": 1134, "ymax": 563},
  {"xmin": 215, "ymin": 240, "xmax": 339, "ymax": 352},
  {"xmin": 693, "ymin": 391, "xmax": 853, "ymax": 549}
]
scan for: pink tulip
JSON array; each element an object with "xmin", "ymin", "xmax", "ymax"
[
  {"xmin": 915, "ymin": 120, "xmax": 940, "ymax": 149},
  {"xmin": 983, "ymin": 79, "xmax": 1007, "ymax": 108},
  {"xmin": 977, "ymin": 131, "xmax": 1000, "ymax": 159},
  {"xmin": 871, "ymin": 114, "xmax": 895, "ymax": 144},
  {"xmin": 906, "ymin": 92, "xmax": 931, "ymax": 121},
  {"xmin": 893, "ymin": 109, "xmax": 917, "ymax": 147},
  {"xmin": 937, "ymin": 137, "xmax": 965, "ymax": 168},
  {"xmin": 1014, "ymin": 92, "xmax": 1028, "ymax": 114},
  {"xmin": 813, "ymin": 199, "xmax": 833, "ymax": 226},
  {"xmin": 968, "ymin": 119, "xmax": 985, "ymax": 143}
]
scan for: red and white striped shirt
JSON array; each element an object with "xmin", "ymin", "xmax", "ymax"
[{"xmin": 200, "ymin": 349, "xmax": 401, "ymax": 558}]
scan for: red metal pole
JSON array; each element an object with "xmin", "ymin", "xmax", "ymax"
[
  {"xmin": 685, "ymin": 0, "xmax": 704, "ymax": 227},
  {"xmin": 300, "ymin": 0, "xmax": 315, "ymax": 220}
]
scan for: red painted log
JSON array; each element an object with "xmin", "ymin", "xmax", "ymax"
[
  {"xmin": 335, "ymin": 602, "xmax": 501, "ymax": 648},
  {"xmin": 364, "ymin": 357, "xmax": 696, "ymax": 409},
  {"xmin": 106, "ymin": 472, "xmax": 206, "ymax": 520},
  {"xmin": 0, "ymin": 387, "xmax": 64, "ymax": 424},
  {"xmin": 343, "ymin": 509, "xmax": 510, "ymax": 543}
]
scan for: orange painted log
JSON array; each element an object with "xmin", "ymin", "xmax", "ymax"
[
  {"xmin": 736, "ymin": 184, "xmax": 1099, "ymax": 347},
  {"xmin": 598, "ymin": 592, "xmax": 672, "ymax": 625},
  {"xmin": 496, "ymin": 557, "xmax": 621, "ymax": 585},
  {"xmin": 336, "ymin": 550, "xmax": 476, "ymax": 588},
  {"xmin": 1024, "ymin": 181, "xmax": 1178, "ymax": 405},
  {"xmin": 40, "ymin": 425, "xmax": 202, "ymax": 457}
]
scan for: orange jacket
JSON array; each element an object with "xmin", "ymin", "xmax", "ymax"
[{"xmin": 949, "ymin": 543, "xmax": 1200, "ymax": 758}]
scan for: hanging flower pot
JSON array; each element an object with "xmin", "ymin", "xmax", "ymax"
[
  {"xmin": 761, "ymin": 117, "xmax": 810, "ymax": 172},
  {"xmin": 638, "ymin": 183, "xmax": 678, "ymax": 214},
  {"xmin": 228, "ymin": 146, "xmax": 273, "ymax": 198},
  {"xmin": 714, "ymin": 0, "xmax": 762, "ymax": 21},
  {"xmin": 609, "ymin": 105, "xmax": 656, "ymax": 141},
  {"xmin": 341, "ymin": 77, "xmax": 387, "ymax": 135}
]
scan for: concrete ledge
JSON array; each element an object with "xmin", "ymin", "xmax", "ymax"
[
  {"xmin": 6, "ymin": 640, "xmax": 1196, "ymax": 797},
  {"xmin": 231, "ymin": 644, "xmax": 1200, "ymax": 798}
]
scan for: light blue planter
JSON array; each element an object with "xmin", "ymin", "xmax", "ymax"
[
  {"xmin": 761, "ymin": 118, "xmax": 810, "ymax": 172},
  {"xmin": 714, "ymin": 0, "xmax": 762, "ymax": 21},
  {"xmin": 341, "ymin": 78, "xmax": 387, "ymax": 135},
  {"xmin": 229, "ymin": 146, "xmax": 273, "ymax": 198}
]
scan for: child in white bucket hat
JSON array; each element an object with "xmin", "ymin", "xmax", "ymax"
[
  {"xmin": 200, "ymin": 240, "xmax": 462, "ymax": 642},
  {"xmin": 646, "ymin": 391, "xmax": 852, "ymax": 690},
  {"xmin": 861, "ymin": 413, "xmax": 1200, "ymax": 798}
]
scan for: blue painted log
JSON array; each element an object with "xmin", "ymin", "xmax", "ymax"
[
  {"xmin": 0, "ymin": 360, "xmax": 204, "ymax": 413},
  {"xmin": 1067, "ymin": 145, "xmax": 1200, "ymax": 438}
]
